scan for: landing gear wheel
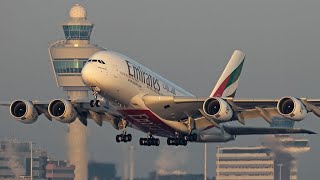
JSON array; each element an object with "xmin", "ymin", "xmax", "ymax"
[
  {"xmin": 167, "ymin": 138, "xmax": 171, "ymax": 145},
  {"xmin": 116, "ymin": 135, "xmax": 122, "ymax": 143},
  {"xmin": 139, "ymin": 138, "xmax": 144, "ymax": 146},
  {"xmin": 143, "ymin": 138, "xmax": 148, "ymax": 145},
  {"xmin": 127, "ymin": 134, "xmax": 132, "ymax": 142},
  {"xmin": 90, "ymin": 100, "xmax": 95, "ymax": 107},
  {"xmin": 191, "ymin": 133, "xmax": 197, "ymax": 141},
  {"xmin": 123, "ymin": 135, "xmax": 128, "ymax": 142},
  {"xmin": 95, "ymin": 100, "xmax": 101, "ymax": 107},
  {"xmin": 139, "ymin": 137, "xmax": 160, "ymax": 146},
  {"xmin": 167, "ymin": 137, "xmax": 188, "ymax": 146},
  {"xmin": 155, "ymin": 138, "xmax": 160, "ymax": 146},
  {"xmin": 115, "ymin": 133, "xmax": 132, "ymax": 143},
  {"xmin": 183, "ymin": 135, "xmax": 188, "ymax": 141}
]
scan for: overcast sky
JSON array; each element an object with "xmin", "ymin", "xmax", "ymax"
[{"xmin": 1, "ymin": 0, "xmax": 320, "ymax": 178}]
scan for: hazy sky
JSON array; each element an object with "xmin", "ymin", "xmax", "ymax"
[{"xmin": 1, "ymin": 0, "xmax": 320, "ymax": 178}]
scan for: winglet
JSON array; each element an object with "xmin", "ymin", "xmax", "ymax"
[{"xmin": 210, "ymin": 50, "xmax": 245, "ymax": 98}]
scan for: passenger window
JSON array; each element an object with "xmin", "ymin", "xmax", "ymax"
[
  {"xmin": 101, "ymin": 61, "xmax": 105, "ymax": 64},
  {"xmin": 98, "ymin": 60, "xmax": 102, "ymax": 64},
  {"xmin": 92, "ymin": 60, "xmax": 97, "ymax": 62}
]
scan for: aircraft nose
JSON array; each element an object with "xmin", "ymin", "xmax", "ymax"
[{"xmin": 81, "ymin": 63, "xmax": 95, "ymax": 86}]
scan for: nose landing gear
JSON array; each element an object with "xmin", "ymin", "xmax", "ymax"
[
  {"xmin": 90, "ymin": 99, "xmax": 101, "ymax": 107},
  {"xmin": 90, "ymin": 87, "xmax": 101, "ymax": 107}
]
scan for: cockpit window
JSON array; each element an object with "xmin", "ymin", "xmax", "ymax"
[{"xmin": 87, "ymin": 59, "xmax": 105, "ymax": 64}]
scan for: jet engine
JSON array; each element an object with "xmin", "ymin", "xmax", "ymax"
[
  {"xmin": 277, "ymin": 96, "xmax": 307, "ymax": 121},
  {"xmin": 10, "ymin": 100, "xmax": 38, "ymax": 124},
  {"xmin": 48, "ymin": 99, "xmax": 77, "ymax": 123},
  {"xmin": 203, "ymin": 97, "xmax": 233, "ymax": 121}
]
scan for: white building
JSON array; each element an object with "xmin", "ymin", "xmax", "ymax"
[
  {"xmin": 216, "ymin": 117, "xmax": 310, "ymax": 180},
  {"xmin": 216, "ymin": 146, "xmax": 274, "ymax": 180},
  {"xmin": 48, "ymin": 4, "xmax": 104, "ymax": 180}
]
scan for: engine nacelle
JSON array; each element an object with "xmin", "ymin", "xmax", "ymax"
[
  {"xmin": 277, "ymin": 96, "xmax": 307, "ymax": 121},
  {"xmin": 203, "ymin": 97, "xmax": 233, "ymax": 121},
  {"xmin": 48, "ymin": 99, "xmax": 77, "ymax": 123},
  {"xmin": 10, "ymin": 100, "xmax": 38, "ymax": 124}
]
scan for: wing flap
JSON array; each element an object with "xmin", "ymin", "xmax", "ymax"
[
  {"xmin": 142, "ymin": 95, "xmax": 285, "ymax": 123},
  {"xmin": 239, "ymin": 108, "xmax": 281, "ymax": 121},
  {"xmin": 142, "ymin": 95, "xmax": 202, "ymax": 120}
]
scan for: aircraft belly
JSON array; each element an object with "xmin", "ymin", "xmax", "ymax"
[
  {"xmin": 118, "ymin": 109, "xmax": 176, "ymax": 137},
  {"xmin": 197, "ymin": 127, "xmax": 235, "ymax": 142}
]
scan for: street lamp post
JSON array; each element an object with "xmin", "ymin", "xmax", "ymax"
[
  {"xmin": 29, "ymin": 142, "xmax": 33, "ymax": 180},
  {"xmin": 277, "ymin": 163, "xmax": 283, "ymax": 180},
  {"xmin": 129, "ymin": 145, "xmax": 134, "ymax": 180},
  {"xmin": 204, "ymin": 143, "xmax": 207, "ymax": 180}
]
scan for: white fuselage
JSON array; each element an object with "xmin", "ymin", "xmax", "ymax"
[
  {"xmin": 81, "ymin": 51, "xmax": 234, "ymax": 142},
  {"xmin": 82, "ymin": 51, "xmax": 192, "ymax": 104}
]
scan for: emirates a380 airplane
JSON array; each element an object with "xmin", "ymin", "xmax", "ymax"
[{"xmin": 3, "ymin": 50, "xmax": 318, "ymax": 147}]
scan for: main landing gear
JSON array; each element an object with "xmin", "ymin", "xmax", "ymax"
[
  {"xmin": 90, "ymin": 87, "xmax": 101, "ymax": 107},
  {"xmin": 182, "ymin": 133, "xmax": 198, "ymax": 142},
  {"xmin": 167, "ymin": 137, "xmax": 187, "ymax": 146},
  {"xmin": 139, "ymin": 136, "xmax": 160, "ymax": 146},
  {"xmin": 166, "ymin": 133, "xmax": 197, "ymax": 146},
  {"xmin": 116, "ymin": 133, "xmax": 132, "ymax": 143},
  {"xmin": 116, "ymin": 119, "xmax": 132, "ymax": 143}
]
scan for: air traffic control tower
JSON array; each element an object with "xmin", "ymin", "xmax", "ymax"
[{"xmin": 48, "ymin": 4, "xmax": 103, "ymax": 180}]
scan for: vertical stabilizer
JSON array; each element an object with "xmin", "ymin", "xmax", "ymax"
[{"xmin": 210, "ymin": 50, "xmax": 245, "ymax": 97}]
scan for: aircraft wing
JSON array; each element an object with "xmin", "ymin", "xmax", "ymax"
[
  {"xmin": 142, "ymin": 95, "xmax": 320, "ymax": 125},
  {"xmin": 0, "ymin": 100, "xmax": 122, "ymax": 129}
]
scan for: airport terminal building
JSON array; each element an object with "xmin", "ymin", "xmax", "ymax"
[
  {"xmin": 216, "ymin": 146, "xmax": 275, "ymax": 180},
  {"xmin": 216, "ymin": 118, "xmax": 310, "ymax": 180}
]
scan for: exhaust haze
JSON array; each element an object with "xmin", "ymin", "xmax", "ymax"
[
  {"xmin": 155, "ymin": 146, "xmax": 189, "ymax": 175},
  {"xmin": 5, "ymin": 143, "xmax": 24, "ymax": 177}
]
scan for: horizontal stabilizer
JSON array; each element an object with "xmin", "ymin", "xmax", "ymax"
[{"xmin": 223, "ymin": 125, "xmax": 316, "ymax": 135}]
